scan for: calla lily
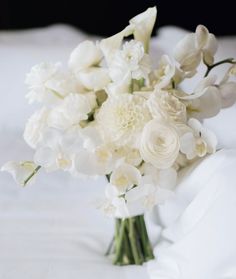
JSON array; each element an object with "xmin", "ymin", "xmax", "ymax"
[{"xmin": 130, "ymin": 7, "xmax": 157, "ymax": 52}]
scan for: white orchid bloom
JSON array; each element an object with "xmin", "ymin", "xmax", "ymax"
[
  {"xmin": 1, "ymin": 161, "xmax": 40, "ymax": 186},
  {"xmin": 219, "ymin": 82, "xmax": 236, "ymax": 108},
  {"xmin": 110, "ymin": 163, "xmax": 141, "ymax": 194},
  {"xmin": 140, "ymin": 119, "xmax": 180, "ymax": 169},
  {"xmin": 180, "ymin": 118, "xmax": 217, "ymax": 159},
  {"xmin": 174, "ymin": 25, "xmax": 218, "ymax": 72},
  {"xmin": 77, "ymin": 67, "xmax": 110, "ymax": 91},
  {"xmin": 69, "ymin": 40, "xmax": 103, "ymax": 72},
  {"xmin": 129, "ymin": 7, "xmax": 157, "ymax": 52}
]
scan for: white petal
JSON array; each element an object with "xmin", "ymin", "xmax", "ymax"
[
  {"xmin": 219, "ymin": 82, "xmax": 236, "ymax": 108},
  {"xmin": 34, "ymin": 147, "xmax": 57, "ymax": 169},
  {"xmin": 203, "ymin": 34, "xmax": 218, "ymax": 65},
  {"xmin": 69, "ymin": 41, "xmax": 102, "ymax": 72},
  {"xmin": 195, "ymin": 25, "xmax": 209, "ymax": 49},
  {"xmin": 129, "ymin": 7, "xmax": 157, "ymax": 52},
  {"xmin": 201, "ymin": 128, "xmax": 217, "ymax": 154},
  {"xmin": 180, "ymin": 132, "xmax": 195, "ymax": 156}
]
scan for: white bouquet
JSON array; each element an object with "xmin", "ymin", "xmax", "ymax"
[{"xmin": 2, "ymin": 7, "xmax": 236, "ymax": 265}]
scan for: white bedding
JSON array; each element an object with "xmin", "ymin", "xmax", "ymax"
[{"xmin": 0, "ymin": 24, "xmax": 236, "ymax": 279}]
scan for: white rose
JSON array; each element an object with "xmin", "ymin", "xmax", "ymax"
[
  {"xmin": 140, "ymin": 119, "xmax": 180, "ymax": 169},
  {"xmin": 69, "ymin": 41, "xmax": 102, "ymax": 72},
  {"xmin": 24, "ymin": 107, "xmax": 49, "ymax": 149},
  {"xmin": 148, "ymin": 90, "xmax": 186, "ymax": 123}
]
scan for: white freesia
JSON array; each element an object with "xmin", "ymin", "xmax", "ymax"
[
  {"xmin": 129, "ymin": 7, "xmax": 157, "ymax": 52},
  {"xmin": 140, "ymin": 119, "xmax": 180, "ymax": 169},
  {"xmin": 69, "ymin": 40, "xmax": 102, "ymax": 72},
  {"xmin": 180, "ymin": 118, "xmax": 217, "ymax": 159},
  {"xmin": 174, "ymin": 25, "xmax": 218, "ymax": 72},
  {"xmin": 110, "ymin": 163, "xmax": 141, "ymax": 194},
  {"xmin": 1, "ymin": 161, "xmax": 40, "ymax": 186},
  {"xmin": 23, "ymin": 107, "xmax": 50, "ymax": 149},
  {"xmin": 109, "ymin": 40, "xmax": 151, "ymax": 83},
  {"xmin": 48, "ymin": 93, "xmax": 97, "ymax": 130},
  {"xmin": 96, "ymin": 94, "xmax": 151, "ymax": 146},
  {"xmin": 148, "ymin": 89, "xmax": 186, "ymax": 123}
]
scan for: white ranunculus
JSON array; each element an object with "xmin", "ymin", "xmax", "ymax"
[
  {"xmin": 69, "ymin": 41, "xmax": 102, "ymax": 72},
  {"xmin": 140, "ymin": 119, "xmax": 180, "ymax": 169},
  {"xmin": 129, "ymin": 7, "xmax": 157, "ymax": 52},
  {"xmin": 109, "ymin": 40, "xmax": 151, "ymax": 83},
  {"xmin": 24, "ymin": 107, "xmax": 50, "ymax": 149},
  {"xmin": 110, "ymin": 163, "xmax": 141, "ymax": 194},
  {"xmin": 96, "ymin": 94, "xmax": 151, "ymax": 146},
  {"xmin": 77, "ymin": 67, "xmax": 110, "ymax": 91},
  {"xmin": 151, "ymin": 55, "xmax": 175, "ymax": 89},
  {"xmin": 180, "ymin": 118, "xmax": 217, "ymax": 159},
  {"xmin": 48, "ymin": 93, "xmax": 97, "ymax": 130},
  {"xmin": 174, "ymin": 25, "xmax": 218, "ymax": 72},
  {"xmin": 148, "ymin": 90, "xmax": 186, "ymax": 123},
  {"xmin": 1, "ymin": 161, "xmax": 39, "ymax": 186}
]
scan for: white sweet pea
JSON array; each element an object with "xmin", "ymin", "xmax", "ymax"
[
  {"xmin": 69, "ymin": 40, "xmax": 102, "ymax": 72},
  {"xmin": 109, "ymin": 40, "xmax": 151, "ymax": 83},
  {"xmin": 150, "ymin": 55, "xmax": 175, "ymax": 89},
  {"xmin": 180, "ymin": 118, "xmax": 217, "ymax": 159},
  {"xmin": 140, "ymin": 119, "xmax": 180, "ymax": 169},
  {"xmin": 77, "ymin": 67, "xmax": 110, "ymax": 91},
  {"xmin": 110, "ymin": 163, "xmax": 141, "ymax": 194},
  {"xmin": 24, "ymin": 107, "xmax": 50, "ymax": 149},
  {"xmin": 1, "ymin": 161, "xmax": 40, "ymax": 186},
  {"xmin": 48, "ymin": 93, "xmax": 97, "ymax": 130},
  {"xmin": 174, "ymin": 25, "xmax": 218, "ymax": 72},
  {"xmin": 129, "ymin": 7, "xmax": 157, "ymax": 52},
  {"xmin": 147, "ymin": 89, "xmax": 186, "ymax": 123},
  {"xmin": 25, "ymin": 62, "xmax": 75, "ymax": 104}
]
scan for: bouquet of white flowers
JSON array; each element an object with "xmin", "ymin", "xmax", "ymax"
[{"xmin": 2, "ymin": 7, "xmax": 236, "ymax": 265}]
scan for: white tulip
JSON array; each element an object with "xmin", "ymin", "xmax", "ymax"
[
  {"xmin": 69, "ymin": 40, "xmax": 102, "ymax": 72},
  {"xmin": 24, "ymin": 107, "xmax": 50, "ymax": 149},
  {"xmin": 1, "ymin": 161, "xmax": 40, "ymax": 186},
  {"xmin": 140, "ymin": 119, "xmax": 180, "ymax": 169},
  {"xmin": 180, "ymin": 118, "xmax": 217, "ymax": 159},
  {"xmin": 110, "ymin": 163, "xmax": 141, "ymax": 194},
  {"xmin": 129, "ymin": 7, "xmax": 157, "ymax": 52},
  {"xmin": 77, "ymin": 67, "xmax": 110, "ymax": 91}
]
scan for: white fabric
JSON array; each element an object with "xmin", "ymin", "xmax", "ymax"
[{"xmin": 1, "ymin": 24, "xmax": 236, "ymax": 278}]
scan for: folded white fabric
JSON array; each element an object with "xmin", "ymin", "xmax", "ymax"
[{"xmin": 148, "ymin": 149, "xmax": 236, "ymax": 279}]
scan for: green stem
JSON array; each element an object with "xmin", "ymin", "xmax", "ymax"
[
  {"xmin": 113, "ymin": 219, "xmax": 127, "ymax": 264},
  {"xmin": 128, "ymin": 218, "xmax": 142, "ymax": 265},
  {"xmin": 204, "ymin": 58, "xmax": 236, "ymax": 77},
  {"xmin": 23, "ymin": 165, "xmax": 41, "ymax": 186},
  {"xmin": 139, "ymin": 215, "xmax": 154, "ymax": 260}
]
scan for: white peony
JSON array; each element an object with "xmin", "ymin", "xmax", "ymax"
[
  {"xmin": 69, "ymin": 40, "xmax": 102, "ymax": 72},
  {"xmin": 24, "ymin": 107, "xmax": 50, "ymax": 149},
  {"xmin": 180, "ymin": 118, "xmax": 217, "ymax": 159},
  {"xmin": 148, "ymin": 89, "xmax": 186, "ymax": 123},
  {"xmin": 140, "ymin": 119, "xmax": 180, "ymax": 169},
  {"xmin": 96, "ymin": 94, "xmax": 151, "ymax": 146}
]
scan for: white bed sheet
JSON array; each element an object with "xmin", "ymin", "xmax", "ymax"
[{"xmin": 1, "ymin": 24, "xmax": 236, "ymax": 279}]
